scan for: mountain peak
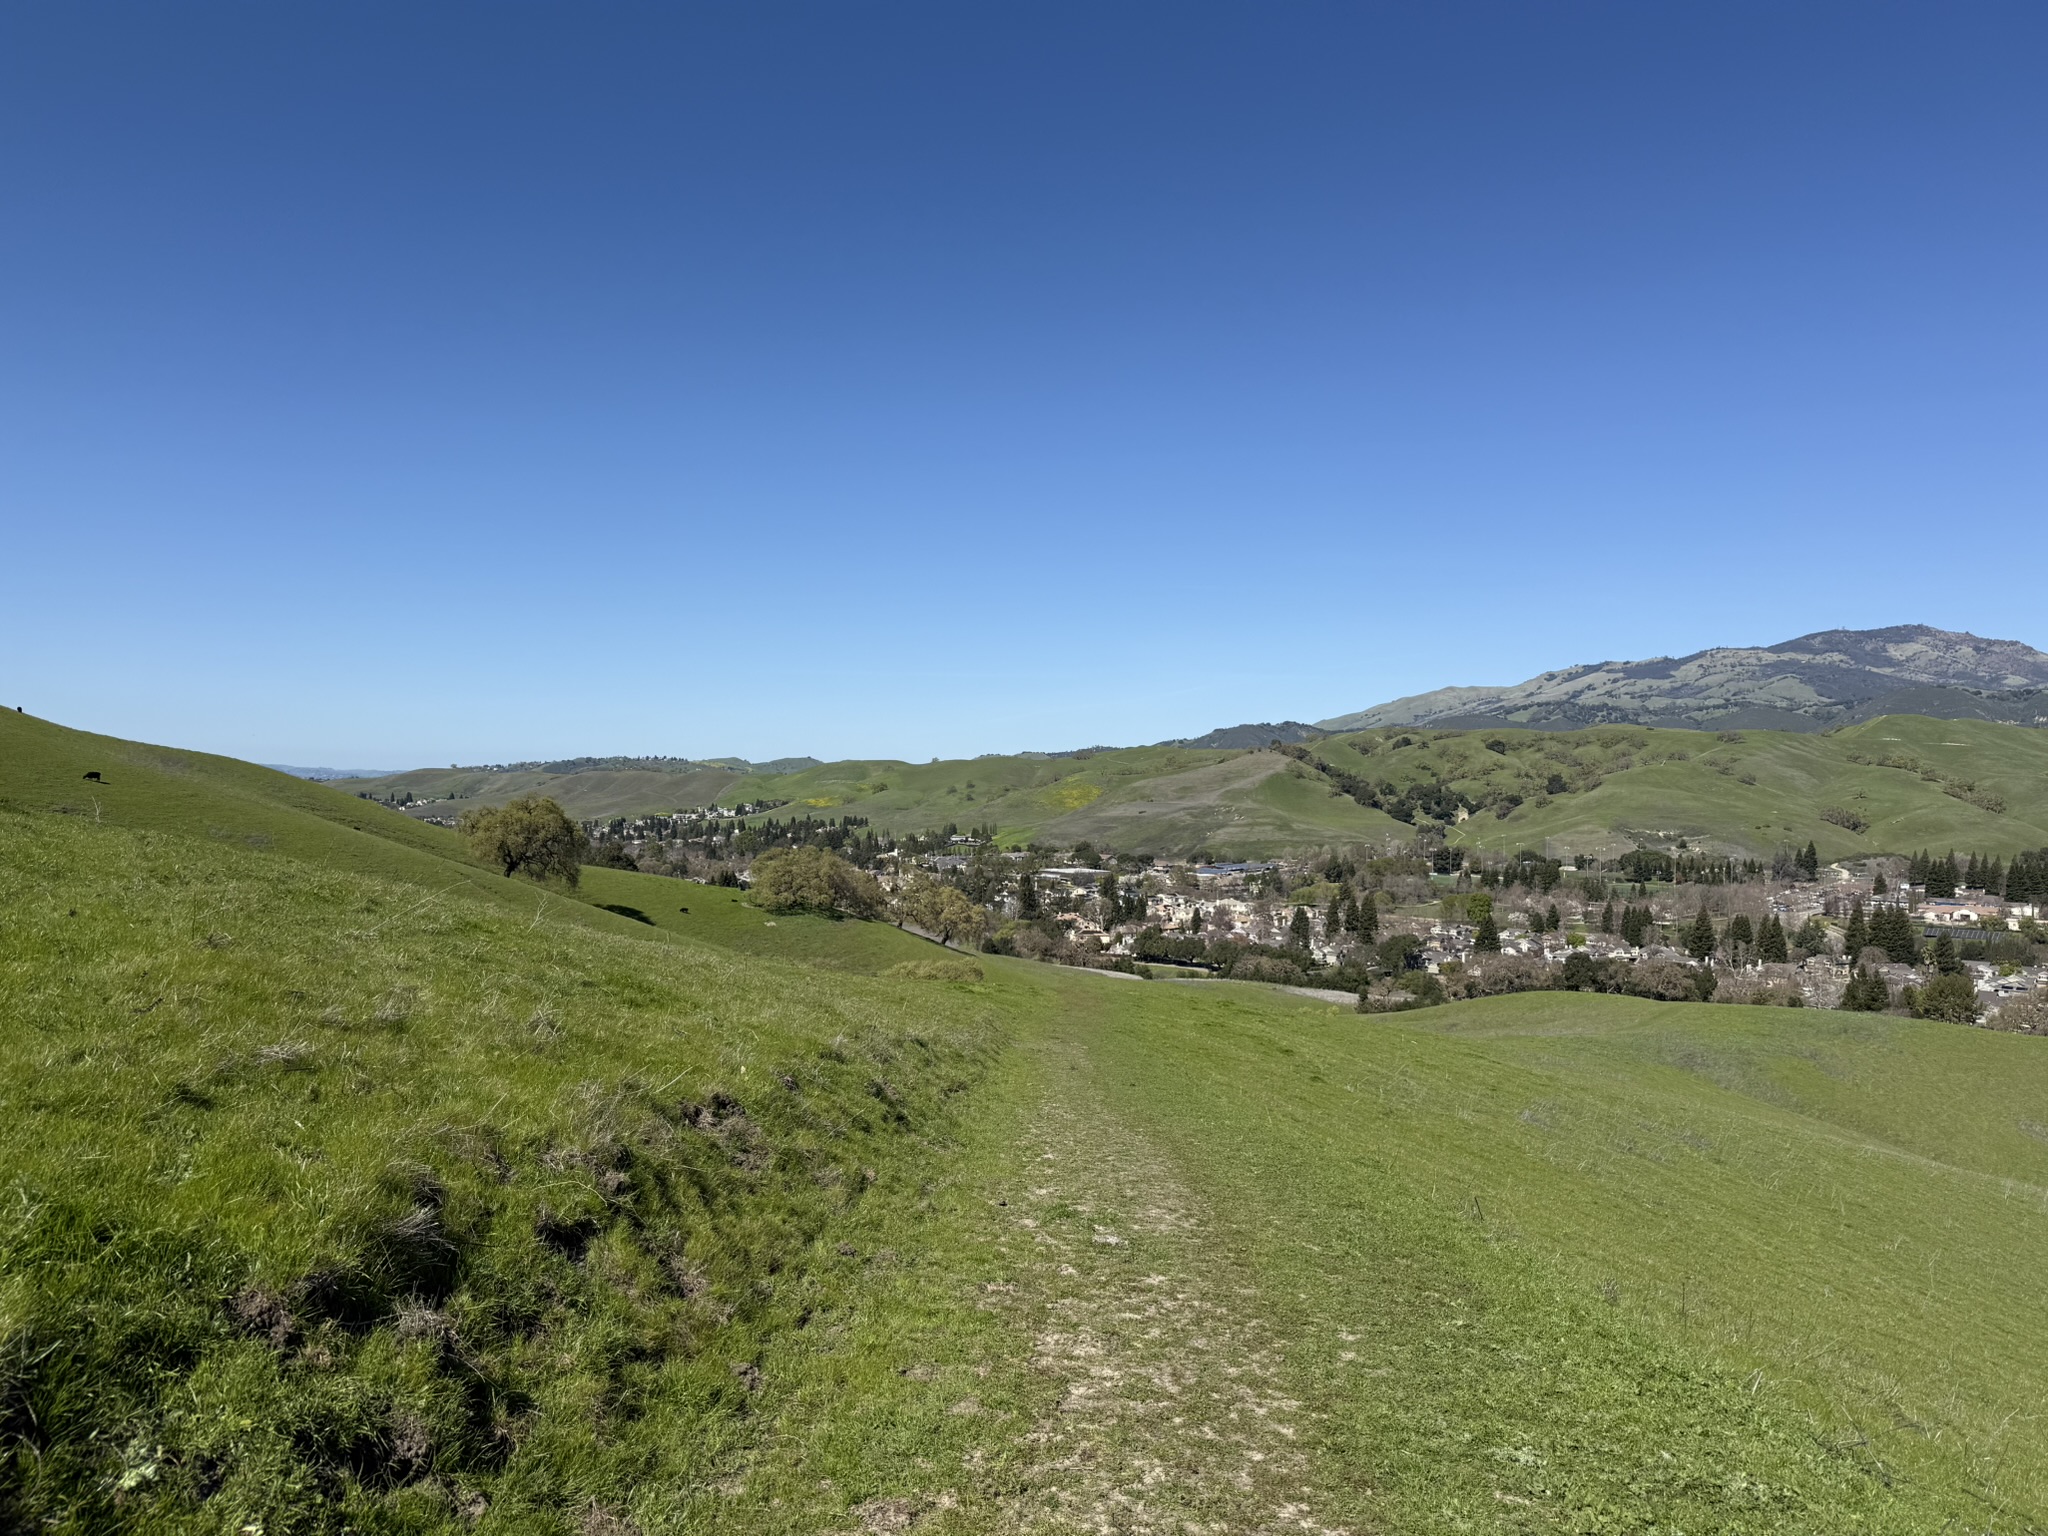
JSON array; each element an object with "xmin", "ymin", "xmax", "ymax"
[{"xmin": 1318, "ymin": 625, "xmax": 2048, "ymax": 734}]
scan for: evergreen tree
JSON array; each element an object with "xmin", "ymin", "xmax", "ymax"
[
  {"xmin": 1841, "ymin": 967, "xmax": 1890, "ymax": 1012},
  {"xmin": 1842, "ymin": 899, "xmax": 1869, "ymax": 962},
  {"xmin": 1870, "ymin": 904, "xmax": 1919, "ymax": 964},
  {"xmin": 1618, "ymin": 904, "xmax": 1645, "ymax": 948},
  {"xmin": 1727, "ymin": 913, "xmax": 1754, "ymax": 954},
  {"xmin": 1872, "ymin": 870, "xmax": 1888, "ymax": 895},
  {"xmin": 1798, "ymin": 841, "xmax": 1820, "ymax": 881},
  {"xmin": 1361, "ymin": 890, "xmax": 1380, "ymax": 941},
  {"xmin": 1600, "ymin": 899, "xmax": 1615, "ymax": 933},
  {"xmin": 1685, "ymin": 907, "xmax": 1717, "ymax": 961},
  {"xmin": 1909, "ymin": 850, "xmax": 1929, "ymax": 885},
  {"xmin": 1474, "ymin": 911, "xmax": 1501, "ymax": 952},
  {"xmin": 1289, "ymin": 905, "xmax": 1313, "ymax": 951},
  {"xmin": 1018, "ymin": 867, "xmax": 1040, "ymax": 918},
  {"xmin": 1546, "ymin": 902, "xmax": 1561, "ymax": 932},
  {"xmin": 1757, "ymin": 912, "xmax": 1788, "ymax": 963},
  {"xmin": 1325, "ymin": 895, "xmax": 1344, "ymax": 939},
  {"xmin": 1100, "ymin": 872, "xmax": 1121, "ymax": 926},
  {"xmin": 1931, "ymin": 931, "xmax": 1963, "ymax": 975}
]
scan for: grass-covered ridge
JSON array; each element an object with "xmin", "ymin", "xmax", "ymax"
[
  {"xmin": 0, "ymin": 709, "xmax": 657, "ymax": 937},
  {"xmin": 341, "ymin": 712, "xmax": 2048, "ymax": 861},
  {"xmin": 0, "ymin": 811, "xmax": 999, "ymax": 1532},
  {"xmin": 1333, "ymin": 712, "xmax": 2048, "ymax": 860}
]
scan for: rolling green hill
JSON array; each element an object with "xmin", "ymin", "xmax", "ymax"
[
  {"xmin": 1389, "ymin": 713, "xmax": 2048, "ymax": 862},
  {"xmin": 335, "ymin": 762, "xmax": 748, "ymax": 823},
  {"xmin": 367, "ymin": 713, "xmax": 2048, "ymax": 863},
  {"xmin": 0, "ymin": 709, "xmax": 660, "ymax": 937},
  {"xmin": 4, "ymin": 717, "xmax": 2048, "ymax": 1530},
  {"xmin": 19, "ymin": 704, "xmax": 2048, "ymax": 872}
]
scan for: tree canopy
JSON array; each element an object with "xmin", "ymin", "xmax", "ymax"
[
  {"xmin": 459, "ymin": 796, "xmax": 587, "ymax": 886},
  {"xmin": 897, "ymin": 875, "xmax": 988, "ymax": 947},
  {"xmin": 750, "ymin": 846, "xmax": 887, "ymax": 918}
]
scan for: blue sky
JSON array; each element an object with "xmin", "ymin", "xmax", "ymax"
[{"xmin": 4, "ymin": 3, "xmax": 2045, "ymax": 767}]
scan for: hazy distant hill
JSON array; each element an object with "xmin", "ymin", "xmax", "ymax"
[
  {"xmin": 1318, "ymin": 625, "xmax": 2048, "ymax": 733},
  {"xmin": 1156, "ymin": 721, "xmax": 1327, "ymax": 750},
  {"xmin": 264, "ymin": 764, "xmax": 397, "ymax": 780}
]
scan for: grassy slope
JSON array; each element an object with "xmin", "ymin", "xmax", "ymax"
[
  {"xmin": 1320, "ymin": 714, "xmax": 2048, "ymax": 861},
  {"xmin": 0, "ymin": 811, "xmax": 1001, "ymax": 1533},
  {"xmin": 715, "ymin": 745, "xmax": 1256, "ymax": 850},
  {"xmin": 574, "ymin": 866, "xmax": 942, "ymax": 973},
  {"xmin": 1096, "ymin": 990, "xmax": 2048, "ymax": 1526},
  {"xmin": 681, "ymin": 975, "xmax": 2048, "ymax": 1532},
  {"xmin": 0, "ymin": 711, "xmax": 651, "ymax": 937},
  {"xmin": 355, "ymin": 713, "xmax": 2048, "ymax": 862},
  {"xmin": 338, "ymin": 766, "xmax": 745, "ymax": 822}
]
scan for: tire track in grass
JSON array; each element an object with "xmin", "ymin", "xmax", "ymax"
[{"xmin": 988, "ymin": 1035, "xmax": 1356, "ymax": 1535}]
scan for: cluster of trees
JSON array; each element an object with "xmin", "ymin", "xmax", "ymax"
[
  {"xmin": 2004, "ymin": 849, "xmax": 2048, "ymax": 904},
  {"xmin": 1611, "ymin": 849, "xmax": 1767, "ymax": 886},
  {"xmin": 1902, "ymin": 971, "xmax": 1981, "ymax": 1023},
  {"xmin": 1612, "ymin": 903, "xmax": 1656, "ymax": 948},
  {"xmin": 896, "ymin": 822, "xmax": 1000, "ymax": 857},
  {"xmin": 1841, "ymin": 900, "xmax": 1922, "ymax": 964},
  {"xmin": 1272, "ymin": 743, "xmax": 1474, "ymax": 825},
  {"xmin": 1099, "ymin": 871, "xmax": 1144, "ymax": 926},
  {"xmin": 1768, "ymin": 842, "xmax": 1823, "ymax": 882},
  {"xmin": 1590, "ymin": 901, "xmax": 1801, "ymax": 961},
  {"xmin": 587, "ymin": 809, "xmax": 1021, "ymax": 886},
  {"xmin": 587, "ymin": 810, "xmax": 890, "ymax": 877},
  {"xmin": 1889, "ymin": 847, "xmax": 2048, "ymax": 904},
  {"xmin": 1129, "ymin": 928, "xmax": 1325, "ymax": 985},
  {"xmin": 1359, "ymin": 951, "xmax": 1729, "ymax": 1012},
  {"xmin": 1320, "ymin": 888, "xmax": 1380, "ymax": 942},
  {"xmin": 1910, "ymin": 850, "xmax": 1967, "ymax": 897},
  {"xmin": 748, "ymin": 848, "xmax": 991, "ymax": 948},
  {"xmin": 750, "ymin": 846, "xmax": 889, "ymax": 918},
  {"xmin": 1475, "ymin": 851, "xmax": 1565, "ymax": 893}
]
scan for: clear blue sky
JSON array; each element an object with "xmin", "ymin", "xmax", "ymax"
[{"xmin": 4, "ymin": 3, "xmax": 2045, "ymax": 767}]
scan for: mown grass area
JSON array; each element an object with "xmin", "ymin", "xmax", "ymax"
[{"xmin": 0, "ymin": 811, "xmax": 1003, "ymax": 1533}]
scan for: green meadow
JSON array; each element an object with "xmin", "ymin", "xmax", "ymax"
[{"xmin": 4, "ymin": 711, "xmax": 2048, "ymax": 1532}]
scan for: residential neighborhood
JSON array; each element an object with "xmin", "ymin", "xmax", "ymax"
[{"xmin": 576, "ymin": 805, "xmax": 2048, "ymax": 1028}]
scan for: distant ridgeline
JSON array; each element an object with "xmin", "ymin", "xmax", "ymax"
[
  {"xmin": 1317, "ymin": 625, "xmax": 2048, "ymax": 734},
  {"xmin": 453, "ymin": 754, "xmax": 823, "ymax": 776}
]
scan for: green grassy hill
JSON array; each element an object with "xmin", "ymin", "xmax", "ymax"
[
  {"xmin": 0, "ymin": 710, "xmax": 664, "ymax": 937},
  {"xmin": 338, "ymin": 763, "xmax": 746, "ymax": 823},
  {"xmin": 7, "ymin": 715, "xmax": 2048, "ymax": 1530},
  {"xmin": 1323, "ymin": 713, "xmax": 2048, "ymax": 863},
  {"xmin": 345, "ymin": 713, "xmax": 2048, "ymax": 862}
]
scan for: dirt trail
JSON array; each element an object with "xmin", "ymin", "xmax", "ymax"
[{"xmin": 979, "ymin": 1036, "xmax": 1355, "ymax": 1535}]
